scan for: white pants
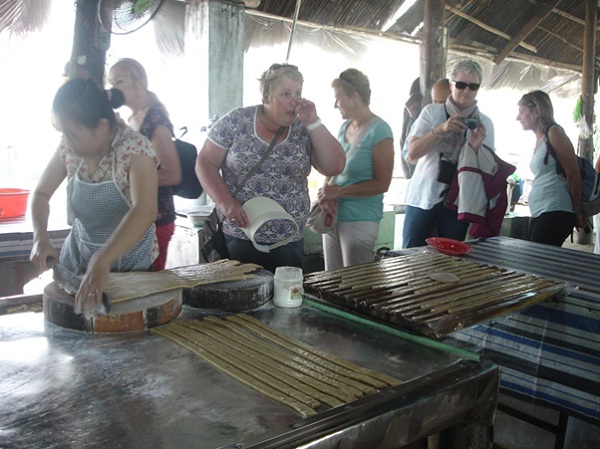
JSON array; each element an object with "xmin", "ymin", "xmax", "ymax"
[
  {"xmin": 594, "ymin": 214, "xmax": 600, "ymax": 254},
  {"xmin": 323, "ymin": 221, "xmax": 380, "ymax": 270}
]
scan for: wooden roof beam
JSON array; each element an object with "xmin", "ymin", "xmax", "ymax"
[
  {"xmin": 445, "ymin": 5, "xmax": 537, "ymax": 53},
  {"xmin": 552, "ymin": 8, "xmax": 585, "ymax": 26},
  {"xmin": 552, "ymin": 7, "xmax": 600, "ymax": 32},
  {"xmin": 537, "ymin": 25, "xmax": 583, "ymax": 53},
  {"xmin": 493, "ymin": 0, "xmax": 562, "ymax": 64}
]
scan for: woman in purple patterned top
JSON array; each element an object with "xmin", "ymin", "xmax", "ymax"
[
  {"xmin": 196, "ymin": 63, "xmax": 345, "ymax": 272},
  {"xmin": 109, "ymin": 58, "xmax": 181, "ymax": 271}
]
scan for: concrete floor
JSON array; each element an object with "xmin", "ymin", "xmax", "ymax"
[
  {"xmin": 560, "ymin": 239, "xmax": 595, "ymax": 253},
  {"xmin": 493, "ymin": 394, "xmax": 600, "ymax": 449}
]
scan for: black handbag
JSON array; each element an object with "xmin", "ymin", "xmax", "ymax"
[
  {"xmin": 173, "ymin": 138, "xmax": 203, "ymax": 199},
  {"xmin": 200, "ymin": 126, "xmax": 285, "ymax": 262},
  {"xmin": 201, "ymin": 208, "xmax": 229, "ymax": 262}
]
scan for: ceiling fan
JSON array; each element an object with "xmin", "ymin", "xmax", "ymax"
[{"xmin": 98, "ymin": 0, "xmax": 166, "ymax": 35}]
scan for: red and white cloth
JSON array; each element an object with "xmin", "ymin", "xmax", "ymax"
[{"xmin": 445, "ymin": 143, "xmax": 515, "ymax": 238}]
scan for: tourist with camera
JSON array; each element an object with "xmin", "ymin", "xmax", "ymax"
[{"xmin": 402, "ymin": 59, "xmax": 496, "ymax": 248}]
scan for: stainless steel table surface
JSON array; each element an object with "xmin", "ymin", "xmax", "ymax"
[{"xmin": 0, "ymin": 299, "xmax": 498, "ymax": 449}]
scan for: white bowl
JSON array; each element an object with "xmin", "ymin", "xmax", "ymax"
[{"xmin": 178, "ymin": 206, "xmax": 214, "ymax": 226}]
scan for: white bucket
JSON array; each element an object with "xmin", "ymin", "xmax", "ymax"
[{"xmin": 273, "ymin": 266, "xmax": 303, "ymax": 308}]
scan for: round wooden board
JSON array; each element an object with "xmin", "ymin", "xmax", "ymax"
[
  {"xmin": 182, "ymin": 268, "xmax": 273, "ymax": 311},
  {"xmin": 43, "ymin": 282, "xmax": 182, "ymax": 333}
]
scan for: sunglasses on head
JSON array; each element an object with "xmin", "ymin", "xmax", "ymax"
[
  {"xmin": 339, "ymin": 73, "xmax": 356, "ymax": 88},
  {"xmin": 453, "ymin": 81, "xmax": 480, "ymax": 91},
  {"xmin": 266, "ymin": 63, "xmax": 299, "ymax": 79}
]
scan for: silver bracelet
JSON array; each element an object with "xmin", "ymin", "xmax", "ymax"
[{"xmin": 306, "ymin": 118, "xmax": 322, "ymax": 131}]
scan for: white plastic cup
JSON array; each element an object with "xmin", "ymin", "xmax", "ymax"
[{"xmin": 273, "ymin": 266, "xmax": 303, "ymax": 308}]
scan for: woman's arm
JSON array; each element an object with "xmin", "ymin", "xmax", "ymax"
[
  {"xmin": 308, "ymin": 124, "xmax": 346, "ymax": 176},
  {"xmin": 152, "ymin": 125, "xmax": 181, "ymax": 186},
  {"xmin": 295, "ymin": 98, "xmax": 345, "ymax": 176},
  {"xmin": 318, "ymin": 138, "xmax": 394, "ymax": 201},
  {"xmin": 407, "ymin": 113, "xmax": 468, "ymax": 163},
  {"xmin": 29, "ymin": 149, "xmax": 67, "ymax": 270},
  {"xmin": 317, "ymin": 176, "xmax": 338, "ymax": 217},
  {"xmin": 195, "ymin": 139, "xmax": 249, "ymax": 226},
  {"xmin": 76, "ymin": 154, "xmax": 158, "ymax": 307},
  {"xmin": 549, "ymin": 127, "xmax": 585, "ymax": 228}
]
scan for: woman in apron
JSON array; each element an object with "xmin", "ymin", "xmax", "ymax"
[{"xmin": 30, "ymin": 78, "xmax": 159, "ymax": 316}]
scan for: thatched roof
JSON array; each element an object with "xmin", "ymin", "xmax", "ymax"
[
  {"xmin": 1, "ymin": 0, "xmax": 597, "ymax": 73},
  {"xmin": 0, "ymin": 0, "xmax": 51, "ymax": 35},
  {"xmin": 254, "ymin": 0, "xmax": 598, "ymax": 73}
]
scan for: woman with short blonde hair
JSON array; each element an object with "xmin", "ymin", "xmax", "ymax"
[{"xmin": 318, "ymin": 68, "xmax": 394, "ymax": 269}]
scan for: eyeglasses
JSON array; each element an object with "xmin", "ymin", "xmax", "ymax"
[
  {"xmin": 453, "ymin": 81, "xmax": 480, "ymax": 91},
  {"xmin": 265, "ymin": 63, "xmax": 298, "ymax": 79}
]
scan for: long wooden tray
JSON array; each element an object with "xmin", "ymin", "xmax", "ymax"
[{"xmin": 303, "ymin": 252, "xmax": 566, "ymax": 339}]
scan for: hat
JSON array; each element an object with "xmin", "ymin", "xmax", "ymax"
[{"xmin": 241, "ymin": 197, "xmax": 298, "ymax": 253}]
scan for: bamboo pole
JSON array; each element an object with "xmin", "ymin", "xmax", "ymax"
[
  {"xmin": 285, "ymin": 0, "xmax": 302, "ymax": 63},
  {"xmin": 575, "ymin": 0, "xmax": 597, "ymax": 245}
]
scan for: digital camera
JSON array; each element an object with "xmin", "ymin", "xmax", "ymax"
[
  {"xmin": 437, "ymin": 158, "xmax": 457, "ymax": 184},
  {"xmin": 461, "ymin": 117, "xmax": 480, "ymax": 129}
]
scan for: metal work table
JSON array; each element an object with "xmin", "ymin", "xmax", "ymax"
[{"xmin": 0, "ymin": 300, "xmax": 498, "ymax": 449}]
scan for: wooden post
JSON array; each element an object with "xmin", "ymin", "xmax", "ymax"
[
  {"xmin": 576, "ymin": 0, "xmax": 597, "ymax": 244},
  {"xmin": 68, "ymin": 0, "xmax": 109, "ymax": 85},
  {"xmin": 420, "ymin": 0, "xmax": 446, "ymax": 107},
  {"xmin": 184, "ymin": 0, "xmax": 244, "ymax": 127}
]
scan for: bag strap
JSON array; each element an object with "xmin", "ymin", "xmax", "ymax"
[
  {"xmin": 232, "ymin": 126, "xmax": 286, "ymax": 196},
  {"xmin": 212, "ymin": 126, "xmax": 286, "ymax": 225},
  {"xmin": 543, "ymin": 124, "xmax": 566, "ymax": 176}
]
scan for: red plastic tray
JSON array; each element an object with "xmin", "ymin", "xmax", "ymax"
[{"xmin": 426, "ymin": 237, "xmax": 473, "ymax": 256}]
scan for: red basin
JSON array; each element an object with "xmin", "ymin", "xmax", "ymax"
[{"xmin": 0, "ymin": 188, "xmax": 30, "ymax": 218}]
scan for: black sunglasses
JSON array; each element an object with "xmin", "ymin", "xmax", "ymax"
[
  {"xmin": 266, "ymin": 63, "xmax": 299, "ymax": 79},
  {"xmin": 453, "ymin": 80, "xmax": 480, "ymax": 91}
]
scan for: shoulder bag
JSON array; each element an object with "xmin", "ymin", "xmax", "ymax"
[
  {"xmin": 201, "ymin": 126, "xmax": 285, "ymax": 262},
  {"xmin": 306, "ymin": 116, "xmax": 379, "ymax": 234},
  {"xmin": 173, "ymin": 138, "xmax": 203, "ymax": 199}
]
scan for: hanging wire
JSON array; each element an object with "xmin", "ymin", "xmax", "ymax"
[{"xmin": 285, "ymin": 0, "xmax": 302, "ymax": 63}]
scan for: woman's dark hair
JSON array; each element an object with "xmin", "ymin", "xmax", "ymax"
[{"xmin": 52, "ymin": 78, "xmax": 117, "ymax": 129}]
